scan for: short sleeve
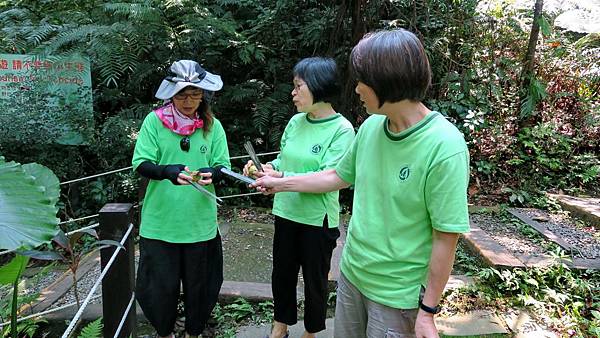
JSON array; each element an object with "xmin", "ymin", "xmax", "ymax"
[
  {"xmin": 424, "ymin": 151, "xmax": 470, "ymax": 233},
  {"xmin": 132, "ymin": 113, "xmax": 160, "ymax": 170},
  {"xmin": 269, "ymin": 116, "xmax": 297, "ymax": 171},
  {"xmin": 335, "ymin": 133, "xmax": 359, "ymax": 185},
  {"xmin": 209, "ymin": 119, "xmax": 231, "ymax": 169}
]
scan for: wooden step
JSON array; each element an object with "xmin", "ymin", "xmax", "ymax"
[{"xmin": 548, "ymin": 193, "xmax": 600, "ymax": 228}]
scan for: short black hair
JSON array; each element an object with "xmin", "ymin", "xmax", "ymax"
[
  {"xmin": 293, "ymin": 57, "xmax": 339, "ymax": 104},
  {"xmin": 350, "ymin": 29, "xmax": 431, "ymax": 106}
]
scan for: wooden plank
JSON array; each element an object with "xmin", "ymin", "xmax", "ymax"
[
  {"xmin": 219, "ymin": 281, "xmax": 303, "ymax": 302},
  {"xmin": 548, "ymin": 193, "xmax": 600, "ymax": 228},
  {"xmin": 514, "ymin": 254, "xmax": 558, "ymax": 268},
  {"xmin": 507, "ymin": 208, "xmax": 572, "ymax": 251},
  {"xmin": 516, "ymin": 254, "xmax": 600, "ymax": 270},
  {"xmin": 461, "ymin": 222, "xmax": 526, "ymax": 268},
  {"xmin": 571, "ymin": 257, "xmax": 600, "ymax": 270},
  {"xmin": 19, "ymin": 251, "xmax": 100, "ymax": 315}
]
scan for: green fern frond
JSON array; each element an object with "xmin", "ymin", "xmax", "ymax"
[
  {"xmin": 0, "ymin": 8, "xmax": 29, "ymax": 21},
  {"xmin": 252, "ymin": 99, "xmax": 274, "ymax": 133},
  {"xmin": 27, "ymin": 23, "xmax": 59, "ymax": 46},
  {"xmin": 252, "ymin": 87, "xmax": 291, "ymax": 136},
  {"xmin": 103, "ymin": 3, "xmax": 161, "ymax": 22},
  {"xmin": 44, "ymin": 24, "xmax": 103, "ymax": 54},
  {"xmin": 520, "ymin": 77, "xmax": 547, "ymax": 118},
  {"xmin": 77, "ymin": 317, "xmax": 102, "ymax": 338}
]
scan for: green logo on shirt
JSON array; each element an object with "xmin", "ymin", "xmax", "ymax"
[
  {"xmin": 311, "ymin": 144, "xmax": 323, "ymax": 154},
  {"xmin": 399, "ymin": 166, "xmax": 410, "ymax": 181},
  {"xmin": 200, "ymin": 145, "xmax": 208, "ymax": 153}
]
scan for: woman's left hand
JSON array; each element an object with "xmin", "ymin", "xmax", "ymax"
[
  {"xmin": 414, "ymin": 310, "xmax": 439, "ymax": 338},
  {"xmin": 180, "ymin": 167, "xmax": 213, "ymax": 185}
]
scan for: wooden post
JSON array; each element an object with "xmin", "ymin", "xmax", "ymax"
[{"xmin": 99, "ymin": 203, "xmax": 136, "ymax": 338}]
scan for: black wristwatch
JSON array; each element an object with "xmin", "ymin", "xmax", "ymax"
[{"xmin": 419, "ymin": 301, "xmax": 441, "ymax": 314}]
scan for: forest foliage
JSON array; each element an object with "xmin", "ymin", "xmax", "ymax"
[{"xmin": 0, "ymin": 0, "xmax": 597, "ymax": 218}]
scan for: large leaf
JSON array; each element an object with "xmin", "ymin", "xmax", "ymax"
[
  {"xmin": 0, "ymin": 160, "xmax": 59, "ymax": 251},
  {"xmin": 19, "ymin": 249, "xmax": 64, "ymax": 261},
  {"xmin": 22, "ymin": 163, "xmax": 60, "ymax": 207},
  {"xmin": 0, "ymin": 254, "xmax": 29, "ymax": 285}
]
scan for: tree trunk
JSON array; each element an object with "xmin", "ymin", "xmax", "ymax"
[
  {"xmin": 335, "ymin": 0, "xmax": 370, "ymax": 124},
  {"xmin": 519, "ymin": 0, "xmax": 544, "ymax": 128},
  {"xmin": 521, "ymin": 0, "xmax": 544, "ymax": 83}
]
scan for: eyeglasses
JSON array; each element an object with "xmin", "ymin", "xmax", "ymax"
[
  {"xmin": 173, "ymin": 92, "xmax": 203, "ymax": 100},
  {"xmin": 292, "ymin": 83, "xmax": 306, "ymax": 92},
  {"xmin": 180, "ymin": 136, "xmax": 190, "ymax": 152}
]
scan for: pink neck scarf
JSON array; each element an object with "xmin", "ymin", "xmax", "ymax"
[{"xmin": 154, "ymin": 103, "xmax": 204, "ymax": 136}]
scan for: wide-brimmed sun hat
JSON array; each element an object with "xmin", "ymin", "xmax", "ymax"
[{"xmin": 155, "ymin": 60, "xmax": 223, "ymax": 100}]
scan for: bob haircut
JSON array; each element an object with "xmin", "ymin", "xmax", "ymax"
[
  {"xmin": 293, "ymin": 57, "xmax": 339, "ymax": 104},
  {"xmin": 350, "ymin": 29, "xmax": 432, "ymax": 106}
]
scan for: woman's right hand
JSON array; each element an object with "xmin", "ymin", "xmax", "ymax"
[
  {"xmin": 242, "ymin": 160, "xmax": 256, "ymax": 177},
  {"xmin": 178, "ymin": 166, "xmax": 213, "ymax": 185},
  {"xmin": 243, "ymin": 160, "xmax": 282, "ymax": 178},
  {"xmin": 251, "ymin": 175, "xmax": 282, "ymax": 194}
]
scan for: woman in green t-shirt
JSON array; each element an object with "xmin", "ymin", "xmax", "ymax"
[
  {"xmin": 252, "ymin": 30, "xmax": 470, "ymax": 338},
  {"xmin": 132, "ymin": 60, "xmax": 231, "ymax": 338},
  {"xmin": 243, "ymin": 57, "xmax": 355, "ymax": 338}
]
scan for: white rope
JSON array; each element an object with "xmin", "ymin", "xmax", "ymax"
[
  {"xmin": 0, "ymin": 221, "xmax": 101, "ymax": 257},
  {"xmin": 58, "ymin": 151, "xmax": 280, "ymax": 185},
  {"xmin": 61, "ymin": 223, "xmax": 134, "ymax": 338},
  {"xmin": 60, "ymin": 167, "xmax": 133, "ymax": 185},
  {"xmin": 0, "ymin": 191, "xmax": 261, "ymax": 257},
  {"xmin": 0, "ymin": 295, "xmax": 102, "ymax": 328},
  {"xmin": 229, "ymin": 150, "xmax": 280, "ymax": 160},
  {"xmin": 65, "ymin": 223, "xmax": 99, "ymax": 236},
  {"xmin": 219, "ymin": 192, "xmax": 263, "ymax": 199},
  {"xmin": 59, "ymin": 214, "xmax": 99, "ymax": 225},
  {"xmin": 0, "ymin": 248, "xmax": 15, "ymax": 256},
  {"xmin": 112, "ymin": 292, "xmax": 135, "ymax": 338}
]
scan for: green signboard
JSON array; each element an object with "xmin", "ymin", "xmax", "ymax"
[{"xmin": 0, "ymin": 54, "xmax": 93, "ymax": 145}]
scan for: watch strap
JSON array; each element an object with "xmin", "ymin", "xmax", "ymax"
[{"xmin": 419, "ymin": 301, "xmax": 441, "ymax": 314}]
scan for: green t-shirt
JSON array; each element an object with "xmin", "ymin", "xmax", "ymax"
[
  {"xmin": 132, "ymin": 112, "xmax": 231, "ymax": 243},
  {"xmin": 335, "ymin": 111, "xmax": 470, "ymax": 309},
  {"xmin": 270, "ymin": 113, "xmax": 355, "ymax": 227}
]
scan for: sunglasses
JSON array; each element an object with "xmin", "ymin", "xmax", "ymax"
[{"xmin": 180, "ymin": 136, "xmax": 190, "ymax": 152}]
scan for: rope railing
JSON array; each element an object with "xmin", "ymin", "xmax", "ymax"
[
  {"xmin": 0, "ymin": 221, "xmax": 102, "ymax": 257},
  {"xmin": 0, "ymin": 249, "xmax": 15, "ymax": 257},
  {"xmin": 60, "ymin": 167, "xmax": 132, "ymax": 186},
  {"xmin": 61, "ymin": 223, "xmax": 134, "ymax": 338},
  {"xmin": 229, "ymin": 150, "xmax": 280, "ymax": 161},
  {"xmin": 65, "ymin": 223, "xmax": 100, "ymax": 236},
  {"xmin": 59, "ymin": 214, "xmax": 99, "ymax": 225},
  {"xmin": 59, "ymin": 151, "xmax": 280, "ymax": 185},
  {"xmin": 0, "ymin": 295, "xmax": 102, "ymax": 328},
  {"xmin": 219, "ymin": 191, "xmax": 263, "ymax": 199},
  {"xmin": 112, "ymin": 293, "xmax": 136, "ymax": 338},
  {"xmin": 0, "ymin": 187, "xmax": 262, "ymax": 257}
]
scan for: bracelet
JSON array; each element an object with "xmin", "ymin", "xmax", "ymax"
[{"xmin": 419, "ymin": 301, "xmax": 441, "ymax": 314}]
